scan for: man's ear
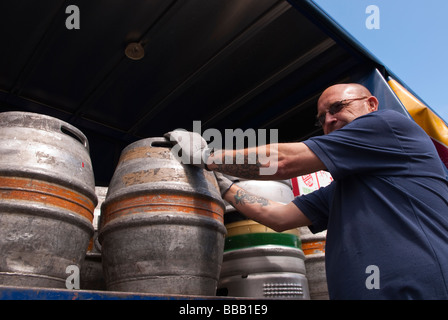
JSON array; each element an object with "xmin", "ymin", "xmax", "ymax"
[{"xmin": 367, "ymin": 96, "xmax": 379, "ymax": 112}]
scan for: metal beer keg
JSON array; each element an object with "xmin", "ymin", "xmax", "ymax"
[
  {"xmin": 292, "ymin": 172, "xmax": 331, "ymax": 300},
  {"xmin": 99, "ymin": 137, "xmax": 226, "ymax": 295},
  {"xmin": 0, "ymin": 111, "xmax": 97, "ymax": 288},
  {"xmin": 218, "ymin": 245, "xmax": 309, "ymax": 299},
  {"xmin": 218, "ymin": 178, "xmax": 310, "ymax": 299},
  {"xmin": 300, "ymin": 226, "xmax": 329, "ymax": 300},
  {"xmin": 80, "ymin": 186, "xmax": 107, "ymax": 290}
]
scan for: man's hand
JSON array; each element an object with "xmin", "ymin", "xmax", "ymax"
[{"xmin": 164, "ymin": 130, "xmax": 212, "ymax": 170}]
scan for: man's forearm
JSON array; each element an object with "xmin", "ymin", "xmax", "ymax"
[
  {"xmin": 223, "ymin": 184, "xmax": 282, "ymax": 230},
  {"xmin": 223, "ymin": 184, "xmax": 312, "ymax": 232},
  {"xmin": 207, "ymin": 149, "xmax": 262, "ymax": 179},
  {"xmin": 206, "ymin": 142, "xmax": 326, "ymax": 180},
  {"xmin": 206, "ymin": 144, "xmax": 279, "ymax": 179}
]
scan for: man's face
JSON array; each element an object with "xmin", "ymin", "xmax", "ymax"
[{"xmin": 316, "ymin": 85, "xmax": 378, "ymax": 134}]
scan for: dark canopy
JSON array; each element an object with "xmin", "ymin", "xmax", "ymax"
[{"xmin": 0, "ymin": 0, "xmax": 383, "ymax": 185}]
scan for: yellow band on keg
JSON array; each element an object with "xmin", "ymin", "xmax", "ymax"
[
  {"xmin": 0, "ymin": 176, "xmax": 95, "ymax": 222},
  {"xmin": 225, "ymin": 219, "xmax": 300, "ymax": 237}
]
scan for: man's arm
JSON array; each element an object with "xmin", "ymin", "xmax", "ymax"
[
  {"xmin": 163, "ymin": 130, "xmax": 326, "ymax": 179},
  {"xmin": 223, "ymin": 183, "xmax": 312, "ymax": 232},
  {"xmin": 207, "ymin": 142, "xmax": 326, "ymax": 180}
]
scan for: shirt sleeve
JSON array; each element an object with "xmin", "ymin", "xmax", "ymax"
[
  {"xmin": 303, "ymin": 111, "xmax": 413, "ymax": 180},
  {"xmin": 292, "ymin": 182, "xmax": 334, "ymax": 233}
]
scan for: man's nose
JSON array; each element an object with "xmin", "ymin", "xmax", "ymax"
[
  {"xmin": 324, "ymin": 112, "xmax": 338, "ymax": 125},
  {"xmin": 323, "ymin": 112, "xmax": 337, "ymax": 133}
]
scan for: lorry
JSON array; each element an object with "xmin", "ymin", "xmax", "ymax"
[{"xmin": 0, "ymin": 0, "xmax": 446, "ymax": 301}]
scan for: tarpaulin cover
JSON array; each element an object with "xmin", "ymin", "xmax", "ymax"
[{"xmin": 388, "ymin": 78, "xmax": 448, "ymax": 172}]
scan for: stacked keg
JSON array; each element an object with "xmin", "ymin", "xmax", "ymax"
[
  {"xmin": 99, "ymin": 137, "xmax": 226, "ymax": 295},
  {"xmin": 0, "ymin": 112, "xmax": 97, "ymax": 288},
  {"xmin": 0, "ymin": 110, "xmax": 329, "ymax": 300},
  {"xmin": 292, "ymin": 172, "xmax": 331, "ymax": 300},
  {"xmin": 80, "ymin": 186, "xmax": 107, "ymax": 290},
  {"xmin": 218, "ymin": 179, "xmax": 310, "ymax": 299},
  {"xmin": 299, "ymin": 227, "xmax": 328, "ymax": 300}
]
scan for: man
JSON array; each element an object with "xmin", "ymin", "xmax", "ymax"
[{"xmin": 165, "ymin": 83, "xmax": 448, "ymax": 299}]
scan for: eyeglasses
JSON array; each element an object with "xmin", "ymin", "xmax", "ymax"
[{"xmin": 315, "ymin": 96, "xmax": 369, "ymax": 127}]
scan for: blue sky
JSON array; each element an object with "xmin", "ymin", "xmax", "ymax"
[{"xmin": 312, "ymin": 0, "xmax": 448, "ymax": 122}]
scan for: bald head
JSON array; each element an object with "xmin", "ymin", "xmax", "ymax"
[
  {"xmin": 317, "ymin": 83, "xmax": 378, "ymax": 134},
  {"xmin": 318, "ymin": 83, "xmax": 373, "ymax": 106}
]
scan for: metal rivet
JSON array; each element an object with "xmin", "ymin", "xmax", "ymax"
[{"xmin": 125, "ymin": 42, "xmax": 145, "ymax": 60}]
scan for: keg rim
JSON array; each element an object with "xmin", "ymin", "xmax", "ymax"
[
  {"xmin": 223, "ymin": 244, "xmax": 305, "ymax": 259},
  {"xmin": 220, "ymin": 247, "xmax": 307, "ymax": 277},
  {"xmin": 0, "ymin": 170, "xmax": 98, "ymax": 207},
  {"xmin": 0, "ymin": 202, "xmax": 95, "ymax": 235},
  {"xmin": 224, "ymin": 233, "xmax": 302, "ymax": 252},
  {"xmin": 0, "ymin": 111, "xmax": 90, "ymax": 151}
]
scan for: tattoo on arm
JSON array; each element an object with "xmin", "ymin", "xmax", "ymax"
[
  {"xmin": 213, "ymin": 151, "xmax": 262, "ymax": 179},
  {"xmin": 233, "ymin": 189, "xmax": 269, "ymax": 207}
]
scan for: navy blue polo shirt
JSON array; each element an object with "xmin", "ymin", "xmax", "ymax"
[{"xmin": 293, "ymin": 110, "xmax": 448, "ymax": 299}]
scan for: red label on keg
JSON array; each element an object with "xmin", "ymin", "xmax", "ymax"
[{"xmin": 302, "ymin": 174, "xmax": 314, "ymax": 187}]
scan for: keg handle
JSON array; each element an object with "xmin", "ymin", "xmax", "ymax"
[
  {"xmin": 149, "ymin": 138, "xmax": 172, "ymax": 149},
  {"xmin": 60, "ymin": 124, "xmax": 90, "ymax": 151}
]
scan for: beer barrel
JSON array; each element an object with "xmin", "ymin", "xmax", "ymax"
[
  {"xmin": 0, "ymin": 111, "xmax": 96, "ymax": 288},
  {"xmin": 218, "ymin": 245, "xmax": 308, "ymax": 299},
  {"xmin": 293, "ymin": 172, "xmax": 331, "ymax": 300},
  {"xmin": 99, "ymin": 137, "xmax": 226, "ymax": 295},
  {"xmin": 300, "ymin": 227, "xmax": 329, "ymax": 300},
  {"xmin": 218, "ymin": 179, "xmax": 309, "ymax": 299},
  {"xmin": 80, "ymin": 186, "xmax": 107, "ymax": 290}
]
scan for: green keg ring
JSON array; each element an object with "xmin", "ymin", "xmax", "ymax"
[{"xmin": 224, "ymin": 232, "xmax": 302, "ymax": 251}]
